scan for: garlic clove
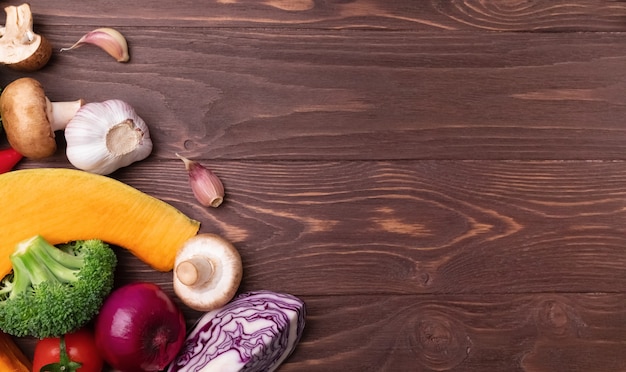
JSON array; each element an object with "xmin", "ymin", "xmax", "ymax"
[
  {"xmin": 60, "ymin": 27, "xmax": 129, "ymax": 62},
  {"xmin": 176, "ymin": 153, "xmax": 225, "ymax": 208}
]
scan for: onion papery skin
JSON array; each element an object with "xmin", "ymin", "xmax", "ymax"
[
  {"xmin": 95, "ymin": 282, "xmax": 186, "ymax": 372},
  {"xmin": 167, "ymin": 290, "xmax": 306, "ymax": 372}
]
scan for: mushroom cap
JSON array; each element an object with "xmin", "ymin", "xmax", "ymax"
[
  {"xmin": 173, "ymin": 233, "xmax": 243, "ymax": 311},
  {"xmin": 0, "ymin": 35, "xmax": 52, "ymax": 72},
  {"xmin": 0, "ymin": 77, "xmax": 56, "ymax": 159},
  {"xmin": 0, "ymin": 4, "xmax": 52, "ymax": 72}
]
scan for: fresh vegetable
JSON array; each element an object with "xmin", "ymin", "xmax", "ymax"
[
  {"xmin": 173, "ymin": 233, "xmax": 242, "ymax": 311},
  {"xmin": 0, "ymin": 78, "xmax": 150, "ymax": 173},
  {"xmin": 167, "ymin": 291, "xmax": 306, "ymax": 372},
  {"xmin": 0, "ymin": 4, "xmax": 52, "ymax": 71},
  {"xmin": 95, "ymin": 282, "xmax": 186, "ymax": 372},
  {"xmin": 0, "ymin": 147, "xmax": 22, "ymax": 173},
  {"xmin": 0, "ymin": 235, "xmax": 117, "ymax": 338},
  {"xmin": 0, "ymin": 167, "xmax": 201, "ymax": 278},
  {"xmin": 176, "ymin": 153, "xmax": 225, "ymax": 208},
  {"xmin": 0, "ymin": 78, "xmax": 84, "ymax": 159},
  {"xmin": 0, "ymin": 330, "xmax": 31, "ymax": 372},
  {"xmin": 65, "ymin": 99, "xmax": 153, "ymax": 175},
  {"xmin": 61, "ymin": 27, "xmax": 130, "ymax": 62},
  {"xmin": 32, "ymin": 328, "xmax": 103, "ymax": 372}
]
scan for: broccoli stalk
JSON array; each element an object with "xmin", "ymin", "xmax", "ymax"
[{"xmin": 0, "ymin": 235, "xmax": 117, "ymax": 338}]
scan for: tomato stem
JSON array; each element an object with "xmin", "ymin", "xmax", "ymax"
[{"xmin": 38, "ymin": 335, "xmax": 83, "ymax": 372}]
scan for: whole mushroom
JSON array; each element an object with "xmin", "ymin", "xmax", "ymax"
[
  {"xmin": 0, "ymin": 3, "xmax": 52, "ymax": 72},
  {"xmin": 173, "ymin": 234, "xmax": 243, "ymax": 311},
  {"xmin": 0, "ymin": 77, "xmax": 84, "ymax": 159}
]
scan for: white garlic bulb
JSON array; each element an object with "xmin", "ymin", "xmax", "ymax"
[{"xmin": 65, "ymin": 99, "xmax": 153, "ymax": 175}]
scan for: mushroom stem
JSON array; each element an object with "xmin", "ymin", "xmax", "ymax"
[
  {"xmin": 46, "ymin": 98, "xmax": 85, "ymax": 132},
  {"xmin": 175, "ymin": 256, "xmax": 214, "ymax": 287},
  {"xmin": 2, "ymin": 5, "xmax": 25, "ymax": 40}
]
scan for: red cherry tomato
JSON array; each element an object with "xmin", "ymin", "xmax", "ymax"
[{"xmin": 32, "ymin": 328, "xmax": 103, "ymax": 372}]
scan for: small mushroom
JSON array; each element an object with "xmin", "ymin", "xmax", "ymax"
[
  {"xmin": 0, "ymin": 77, "xmax": 84, "ymax": 159},
  {"xmin": 173, "ymin": 233, "xmax": 243, "ymax": 311},
  {"xmin": 0, "ymin": 4, "xmax": 52, "ymax": 71}
]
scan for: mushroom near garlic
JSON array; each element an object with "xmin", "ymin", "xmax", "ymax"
[
  {"xmin": 174, "ymin": 234, "xmax": 243, "ymax": 312},
  {"xmin": 0, "ymin": 77, "xmax": 83, "ymax": 159},
  {"xmin": 0, "ymin": 4, "xmax": 52, "ymax": 71}
]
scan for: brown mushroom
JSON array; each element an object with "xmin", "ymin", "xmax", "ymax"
[
  {"xmin": 173, "ymin": 234, "xmax": 243, "ymax": 311},
  {"xmin": 0, "ymin": 4, "xmax": 52, "ymax": 72},
  {"xmin": 0, "ymin": 78, "xmax": 84, "ymax": 159}
]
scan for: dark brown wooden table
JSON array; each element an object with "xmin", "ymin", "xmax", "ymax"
[{"xmin": 3, "ymin": 1, "xmax": 626, "ymax": 371}]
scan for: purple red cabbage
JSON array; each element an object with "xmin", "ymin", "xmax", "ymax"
[{"xmin": 167, "ymin": 290, "xmax": 306, "ymax": 372}]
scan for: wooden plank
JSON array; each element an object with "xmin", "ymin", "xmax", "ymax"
[
  {"xmin": 281, "ymin": 294, "xmax": 626, "ymax": 372},
  {"xmin": 11, "ymin": 159, "xmax": 624, "ymax": 296},
  {"xmin": 2, "ymin": 2, "xmax": 625, "ymax": 371},
  {"xmin": 9, "ymin": 158, "xmax": 625, "ymax": 369},
  {"xmin": 3, "ymin": 0, "xmax": 626, "ymax": 31},
  {"xmin": 120, "ymin": 160, "xmax": 626, "ymax": 295},
  {"xmin": 2, "ymin": 30, "xmax": 626, "ymax": 160},
  {"xmin": 13, "ymin": 293, "xmax": 626, "ymax": 371}
]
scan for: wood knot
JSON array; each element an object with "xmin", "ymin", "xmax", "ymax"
[
  {"xmin": 411, "ymin": 313, "xmax": 471, "ymax": 370},
  {"xmin": 419, "ymin": 271, "xmax": 432, "ymax": 287},
  {"xmin": 534, "ymin": 299, "xmax": 586, "ymax": 338}
]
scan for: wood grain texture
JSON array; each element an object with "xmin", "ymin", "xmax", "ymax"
[
  {"xmin": 9, "ymin": 158, "xmax": 626, "ymax": 369},
  {"xmin": 2, "ymin": 29, "xmax": 626, "ymax": 160},
  {"xmin": 14, "ymin": 291, "xmax": 626, "ymax": 371},
  {"xmin": 57, "ymin": 160, "xmax": 626, "ymax": 295},
  {"xmin": 12, "ymin": 159, "xmax": 626, "ymax": 297},
  {"xmin": 3, "ymin": 1, "xmax": 626, "ymax": 371},
  {"xmin": 281, "ymin": 294, "xmax": 626, "ymax": 372},
  {"xmin": 3, "ymin": 0, "xmax": 626, "ymax": 31}
]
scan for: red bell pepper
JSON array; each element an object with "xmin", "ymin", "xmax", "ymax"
[{"xmin": 0, "ymin": 147, "xmax": 22, "ymax": 173}]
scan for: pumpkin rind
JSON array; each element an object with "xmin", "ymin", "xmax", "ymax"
[{"xmin": 0, "ymin": 168, "xmax": 200, "ymax": 277}]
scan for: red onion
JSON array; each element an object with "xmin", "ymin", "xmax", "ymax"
[{"xmin": 94, "ymin": 282, "xmax": 186, "ymax": 371}]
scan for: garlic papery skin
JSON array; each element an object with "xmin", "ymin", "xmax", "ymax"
[{"xmin": 65, "ymin": 99, "xmax": 153, "ymax": 175}]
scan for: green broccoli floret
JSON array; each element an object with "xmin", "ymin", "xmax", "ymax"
[{"xmin": 0, "ymin": 235, "xmax": 117, "ymax": 338}]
